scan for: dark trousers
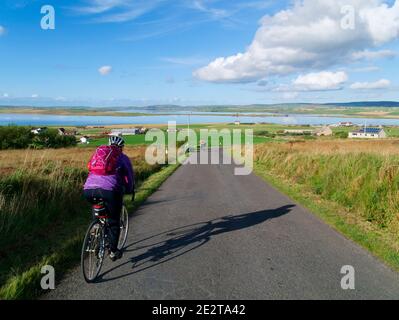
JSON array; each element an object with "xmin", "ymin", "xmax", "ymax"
[{"xmin": 83, "ymin": 189, "xmax": 123, "ymax": 252}]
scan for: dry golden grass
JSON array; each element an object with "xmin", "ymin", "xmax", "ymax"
[
  {"xmin": 0, "ymin": 145, "xmax": 162, "ymax": 269},
  {"xmin": 358, "ymin": 111, "xmax": 390, "ymax": 116},
  {"xmin": 257, "ymin": 139, "xmax": 399, "ymax": 156},
  {"xmin": 255, "ymin": 139, "xmax": 399, "ymax": 234},
  {"xmin": 0, "ymin": 146, "xmax": 148, "ymax": 174}
]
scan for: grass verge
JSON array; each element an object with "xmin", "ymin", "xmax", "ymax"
[
  {"xmin": 254, "ymin": 164, "xmax": 399, "ymax": 273},
  {"xmin": 0, "ymin": 163, "xmax": 180, "ymax": 300}
]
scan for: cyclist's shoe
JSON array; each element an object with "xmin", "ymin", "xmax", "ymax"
[{"xmin": 109, "ymin": 250, "xmax": 122, "ymax": 262}]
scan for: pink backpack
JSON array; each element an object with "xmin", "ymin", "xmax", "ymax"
[{"xmin": 88, "ymin": 145, "xmax": 122, "ymax": 176}]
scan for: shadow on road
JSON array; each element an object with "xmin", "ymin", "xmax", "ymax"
[{"xmin": 96, "ymin": 205, "xmax": 295, "ymax": 283}]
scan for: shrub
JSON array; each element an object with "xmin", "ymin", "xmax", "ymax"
[
  {"xmin": 256, "ymin": 131, "xmax": 276, "ymax": 138},
  {"xmin": 334, "ymin": 131, "xmax": 349, "ymax": 139},
  {"xmin": 29, "ymin": 129, "xmax": 77, "ymax": 149},
  {"xmin": 0, "ymin": 127, "xmax": 77, "ymax": 150},
  {"xmin": 0, "ymin": 126, "xmax": 33, "ymax": 150}
]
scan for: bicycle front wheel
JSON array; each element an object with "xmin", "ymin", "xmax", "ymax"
[
  {"xmin": 81, "ymin": 220, "xmax": 105, "ymax": 283},
  {"xmin": 118, "ymin": 206, "xmax": 129, "ymax": 250}
]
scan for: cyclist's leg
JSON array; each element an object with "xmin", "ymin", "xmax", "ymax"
[
  {"xmin": 83, "ymin": 189, "xmax": 95, "ymax": 203},
  {"xmin": 83, "ymin": 189, "xmax": 100, "ymax": 219},
  {"xmin": 104, "ymin": 191, "xmax": 123, "ymax": 252}
]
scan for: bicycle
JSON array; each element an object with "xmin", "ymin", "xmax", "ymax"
[{"xmin": 81, "ymin": 198, "xmax": 129, "ymax": 283}]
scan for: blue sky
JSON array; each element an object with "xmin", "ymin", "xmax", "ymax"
[{"xmin": 0, "ymin": 0, "xmax": 399, "ymax": 107}]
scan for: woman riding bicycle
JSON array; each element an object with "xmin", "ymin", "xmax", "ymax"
[{"xmin": 83, "ymin": 135, "xmax": 134, "ymax": 261}]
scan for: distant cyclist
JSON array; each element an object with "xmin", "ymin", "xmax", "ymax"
[{"xmin": 83, "ymin": 135, "xmax": 135, "ymax": 261}]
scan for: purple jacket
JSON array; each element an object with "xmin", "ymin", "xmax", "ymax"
[{"xmin": 84, "ymin": 153, "xmax": 134, "ymax": 193}]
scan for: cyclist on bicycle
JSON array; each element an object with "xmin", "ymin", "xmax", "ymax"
[{"xmin": 83, "ymin": 135, "xmax": 134, "ymax": 261}]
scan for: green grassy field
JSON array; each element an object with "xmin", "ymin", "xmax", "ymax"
[
  {"xmin": 68, "ymin": 123, "xmax": 399, "ymax": 156},
  {"xmin": 78, "ymin": 125, "xmax": 275, "ymax": 148},
  {"xmin": 76, "ymin": 123, "xmax": 399, "ymax": 150},
  {"xmin": 79, "ymin": 134, "xmax": 152, "ymax": 147}
]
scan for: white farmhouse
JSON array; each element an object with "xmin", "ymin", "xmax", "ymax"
[
  {"xmin": 349, "ymin": 128, "xmax": 387, "ymax": 139},
  {"xmin": 80, "ymin": 136, "xmax": 90, "ymax": 144}
]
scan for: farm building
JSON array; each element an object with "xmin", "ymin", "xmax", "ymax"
[
  {"xmin": 349, "ymin": 128, "xmax": 387, "ymax": 139},
  {"xmin": 314, "ymin": 126, "xmax": 333, "ymax": 137},
  {"xmin": 58, "ymin": 128, "xmax": 77, "ymax": 136},
  {"xmin": 338, "ymin": 122, "xmax": 354, "ymax": 127},
  {"xmin": 330, "ymin": 122, "xmax": 355, "ymax": 127},
  {"xmin": 30, "ymin": 127, "xmax": 47, "ymax": 135},
  {"xmin": 110, "ymin": 128, "xmax": 140, "ymax": 136}
]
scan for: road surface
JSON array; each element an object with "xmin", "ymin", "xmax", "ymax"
[{"xmin": 46, "ymin": 149, "xmax": 399, "ymax": 300}]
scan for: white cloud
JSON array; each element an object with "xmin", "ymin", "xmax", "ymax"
[
  {"xmin": 352, "ymin": 49, "xmax": 396, "ymax": 60},
  {"xmin": 275, "ymin": 71, "xmax": 348, "ymax": 92},
  {"xmin": 359, "ymin": 1, "xmax": 399, "ymax": 44},
  {"xmin": 352, "ymin": 66, "xmax": 380, "ymax": 72},
  {"xmin": 190, "ymin": 0, "xmax": 229, "ymax": 19},
  {"xmin": 195, "ymin": 0, "xmax": 399, "ymax": 83},
  {"xmin": 350, "ymin": 79, "xmax": 391, "ymax": 89},
  {"xmin": 2, "ymin": 93, "xmax": 9, "ymax": 98},
  {"xmin": 98, "ymin": 65, "xmax": 112, "ymax": 75},
  {"xmin": 161, "ymin": 56, "xmax": 208, "ymax": 66},
  {"xmin": 73, "ymin": 1, "xmax": 272, "ymax": 25},
  {"xmin": 73, "ymin": 0, "xmax": 130, "ymax": 14},
  {"xmin": 292, "ymin": 71, "xmax": 348, "ymax": 91},
  {"xmin": 73, "ymin": 0, "xmax": 165, "ymax": 23},
  {"xmin": 31, "ymin": 94, "xmax": 39, "ymax": 98},
  {"xmin": 0, "ymin": 26, "xmax": 6, "ymax": 36}
]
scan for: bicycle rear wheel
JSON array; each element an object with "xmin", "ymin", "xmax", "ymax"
[
  {"xmin": 117, "ymin": 206, "xmax": 129, "ymax": 250},
  {"xmin": 81, "ymin": 220, "xmax": 105, "ymax": 283}
]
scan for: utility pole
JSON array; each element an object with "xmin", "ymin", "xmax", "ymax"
[{"xmin": 188, "ymin": 112, "xmax": 191, "ymax": 151}]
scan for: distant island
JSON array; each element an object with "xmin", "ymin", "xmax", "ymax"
[{"xmin": 2, "ymin": 101, "xmax": 399, "ymax": 119}]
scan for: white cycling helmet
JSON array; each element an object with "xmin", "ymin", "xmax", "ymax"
[{"xmin": 109, "ymin": 135, "xmax": 125, "ymax": 147}]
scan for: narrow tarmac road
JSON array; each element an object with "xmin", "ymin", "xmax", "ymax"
[{"xmin": 46, "ymin": 149, "xmax": 399, "ymax": 300}]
